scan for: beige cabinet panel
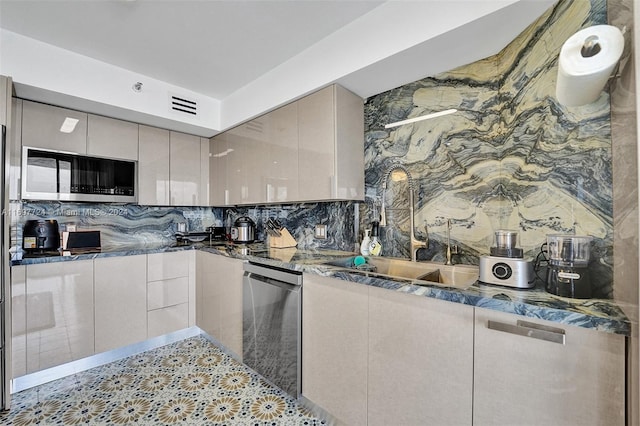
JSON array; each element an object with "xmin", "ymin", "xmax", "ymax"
[
  {"xmin": 302, "ymin": 274, "xmax": 368, "ymax": 426},
  {"xmin": 225, "ymin": 122, "xmax": 263, "ymax": 205},
  {"xmin": 298, "ymin": 86, "xmax": 334, "ymax": 201},
  {"xmin": 94, "ymin": 255, "xmax": 147, "ymax": 353},
  {"xmin": 196, "ymin": 250, "xmax": 219, "ymax": 337},
  {"xmin": 298, "ymin": 85, "xmax": 364, "ymax": 202},
  {"xmin": 169, "ymin": 131, "xmax": 203, "ymax": 206},
  {"xmin": 473, "ymin": 308, "xmax": 625, "ymax": 426},
  {"xmin": 25, "ymin": 260, "xmax": 94, "ymax": 373},
  {"xmin": 138, "ymin": 125, "xmax": 170, "ymax": 205},
  {"xmin": 195, "ymin": 251, "xmax": 243, "ymax": 358},
  {"xmin": 87, "ymin": 114, "xmax": 138, "ymax": 160},
  {"xmin": 147, "ymin": 251, "xmax": 189, "ymax": 282},
  {"xmin": 200, "ymin": 137, "xmax": 210, "ymax": 205},
  {"xmin": 11, "ymin": 265, "xmax": 26, "ymax": 378},
  {"xmin": 209, "ymin": 135, "xmax": 228, "ymax": 206},
  {"xmin": 263, "ymin": 102, "xmax": 298, "ymax": 203},
  {"xmin": 148, "ymin": 303, "xmax": 189, "ymax": 339},
  {"xmin": 147, "ymin": 277, "xmax": 189, "ymax": 311},
  {"xmin": 217, "ymin": 255, "xmax": 244, "ymax": 358},
  {"xmin": 21, "ymin": 100, "xmax": 87, "ymax": 154},
  {"xmin": 368, "ymin": 286, "xmax": 474, "ymax": 426},
  {"xmin": 10, "ymin": 98, "xmax": 22, "ymax": 200}
]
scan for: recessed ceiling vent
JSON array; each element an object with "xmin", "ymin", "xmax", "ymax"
[{"xmin": 169, "ymin": 94, "xmax": 198, "ymax": 117}]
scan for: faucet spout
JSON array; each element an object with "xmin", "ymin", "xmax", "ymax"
[
  {"xmin": 445, "ymin": 219, "xmax": 459, "ymax": 265},
  {"xmin": 381, "ymin": 164, "xmax": 428, "ymax": 262}
]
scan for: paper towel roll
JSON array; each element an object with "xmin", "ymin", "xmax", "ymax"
[{"xmin": 556, "ymin": 25, "xmax": 624, "ymax": 107}]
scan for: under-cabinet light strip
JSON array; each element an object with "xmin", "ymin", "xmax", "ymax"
[{"xmin": 385, "ymin": 108, "xmax": 457, "ymax": 129}]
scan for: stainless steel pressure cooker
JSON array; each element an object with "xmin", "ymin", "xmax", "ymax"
[{"xmin": 231, "ymin": 216, "xmax": 256, "ymax": 243}]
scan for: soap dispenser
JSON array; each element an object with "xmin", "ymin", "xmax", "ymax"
[
  {"xmin": 360, "ymin": 229, "xmax": 371, "ymax": 256},
  {"xmin": 369, "ymin": 221, "xmax": 382, "ymax": 256}
]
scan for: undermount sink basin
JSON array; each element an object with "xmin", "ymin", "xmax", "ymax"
[{"xmin": 324, "ymin": 256, "xmax": 479, "ymax": 289}]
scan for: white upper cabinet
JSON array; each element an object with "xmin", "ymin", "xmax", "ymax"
[
  {"xmin": 210, "ymin": 84, "xmax": 363, "ymax": 205},
  {"xmin": 298, "ymin": 84, "xmax": 364, "ymax": 201},
  {"xmin": 225, "ymin": 120, "xmax": 263, "ymax": 205},
  {"xmin": 21, "ymin": 100, "xmax": 88, "ymax": 153},
  {"xmin": 169, "ymin": 131, "xmax": 208, "ymax": 206},
  {"xmin": 209, "ymin": 133, "xmax": 228, "ymax": 206},
  {"xmin": 87, "ymin": 114, "xmax": 139, "ymax": 160},
  {"xmin": 138, "ymin": 125, "xmax": 170, "ymax": 206},
  {"xmin": 139, "ymin": 127, "xmax": 208, "ymax": 206},
  {"xmin": 264, "ymin": 102, "xmax": 298, "ymax": 203}
]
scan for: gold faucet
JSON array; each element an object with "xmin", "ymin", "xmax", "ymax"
[
  {"xmin": 445, "ymin": 219, "xmax": 459, "ymax": 265},
  {"xmin": 380, "ymin": 164, "xmax": 428, "ymax": 262}
]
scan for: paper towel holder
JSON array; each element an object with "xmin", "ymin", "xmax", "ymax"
[{"xmin": 556, "ymin": 25, "xmax": 625, "ymax": 107}]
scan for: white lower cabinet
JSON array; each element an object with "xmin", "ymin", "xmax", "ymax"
[
  {"xmin": 11, "ymin": 265, "xmax": 26, "ymax": 379},
  {"xmin": 94, "ymin": 255, "xmax": 147, "ymax": 353},
  {"xmin": 24, "ymin": 260, "xmax": 95, "ymax": 373},
  {"xmin": 368, "ymin": 286, "xmax": 474, "ymax": 426},
  {"xmin": 302, "ymin": 274, "xmax": 368, "ymax": 426},
  {"xmin": 195, "ymin": 251, "xmax": 243, "ymax": 358},
  {"xmin": 146, "ymin": 251, "xmax": 194, "ymax": 339},
  {"xmin": 473, "ymin": 308, "xmax": 625, "ymax": 426}
]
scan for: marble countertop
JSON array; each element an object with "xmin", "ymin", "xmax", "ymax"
[{"xmin": 12, "ymin": 241, "xmax": 632, "ymax": 336}]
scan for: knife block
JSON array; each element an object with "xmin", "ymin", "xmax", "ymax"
[{"xmin": 269, "ymin": 227, "xmax": 298, "ymax": 248}]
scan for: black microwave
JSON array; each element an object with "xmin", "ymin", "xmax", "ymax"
[{"xmin": 21, "ymin": 147, "xmax": 137, "ymax": 203}]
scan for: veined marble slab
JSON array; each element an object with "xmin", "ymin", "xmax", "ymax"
[{"xmin": 361, "ymin": 0, "xmax": 615, "ymax": 298}]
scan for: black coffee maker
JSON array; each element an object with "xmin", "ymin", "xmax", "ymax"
[
  {"xmin": 545, "ymin": 234, "xmax": 593, "ymax": 298},
  {"xmin": 23, "ymin": 219, "xmax": 60, "ymax": 252}
]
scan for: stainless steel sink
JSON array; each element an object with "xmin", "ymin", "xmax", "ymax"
[{"xmin": 324, "ymin": 256, "xmax": 479, "ymax": 289}]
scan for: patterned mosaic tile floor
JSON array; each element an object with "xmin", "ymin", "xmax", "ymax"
[{"xmin": 0, "ymin": 336, "xmax": 327, "ymax": 425}]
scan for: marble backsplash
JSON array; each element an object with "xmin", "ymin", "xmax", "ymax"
[
  {"xmin": 360, "ymin": 0, "xmax": 615, "ymax": 297},
  {"xmin": 10, "ymin": 200, "xmax": 357, "ymax": 255}
]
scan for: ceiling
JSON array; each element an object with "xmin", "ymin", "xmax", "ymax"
[
  {"xmin": 0, "ymin": 0, "xmax": 557, "ymax": 135},
  {"xmin": 0, "ymin": 0, "xmax": 384, "ymax": 99}
]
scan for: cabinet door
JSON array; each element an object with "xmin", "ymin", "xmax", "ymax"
[
  {"xmin": 209, "ymin": 134, "xmax": 228, "ymax": 205},
  {"xmin": 302, "ymin": 274, "xmax": 368, "ymax": 426},
  {"xmin": 170, "ymin": 131, "xmax": 202, "ymax": 206},
  {"xmin": 334, "ymin": 85, "xmax": 365, "ymax": 200},
  {"xmin": 264, "ymin": 102, "xmax": 298, "ymax": 203},
  {"xmin": 94, "ymin": 255, "xmax": 147, "ymax": 353},
  {"xmin": 138, "ymin": 125, "xmax": 170, "ymax": 205},
  {"xmin": 148, "ymin": 303, "xmax": 189, "ymax": 339},
  {"xmin": 217, "ymin": 255, "xmax": 244, "ymax": 357},
  {"xmin": 298, "ymin": 86, "xmax": 335, "ymax": 201},
  {"xmin": 25, "ymin": 260, "xmax": 94, "ymax": 373},
  {"xmin": 225, "ymin": 121, "xmax": 264, "ymax": 205},
  {"xmin": 10, "ymin": 98, "xmax": 22, "ymax": 200},
  {"xmin": 147, "ymin": 251, "xmax": 189, "ymax": 282},
  {"xmin": 11, "ymin": 265, "xmax": 26, "ymax": 378},
  {"xmin": 21, "ymin": 100, "xmax": 88, "ymax": 153},
  {"xmin": 473, "ymin": 308, "xmax": 625, "ymax": 426},
  {"xmin": 87, "ymin": 114, "xmax": 138, "ymax": 160},
  {"xmin": 195, "ymin": 252, "xmax": 243, "ymax": 358},
  {"xmin": 368, "ymin": 286, "xmax": 474, "ymax": 426}
]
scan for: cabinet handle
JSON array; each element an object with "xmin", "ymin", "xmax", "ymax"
[{"xmin": 487, "ymin": 319, "xmax": 566, "ymax": 345}]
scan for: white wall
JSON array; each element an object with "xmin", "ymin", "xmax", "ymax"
[{"xmin": 0, "ymin": 30, "xmax": 221, "ymax": 137}]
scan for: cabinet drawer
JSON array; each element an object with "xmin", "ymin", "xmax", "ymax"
[
  {"xmin": 147, "ymin": 251, "xmax": 189, "ymax": 281},
  {"xmin": 147, "ymin": 277, "xmax": 188, "ymax": 310},
  {"xmin": 148, "ymin": 303, "xmax": 189, "ymax": 338}
]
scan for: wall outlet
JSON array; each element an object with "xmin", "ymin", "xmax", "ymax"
[{"xmin": 314, "ymin": 224, "xmax": 327, "ymax": 239}]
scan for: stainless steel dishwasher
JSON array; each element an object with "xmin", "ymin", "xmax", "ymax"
[{"xmin": 243, "ymin": 261, "xmax": 302, "ymax": 398}]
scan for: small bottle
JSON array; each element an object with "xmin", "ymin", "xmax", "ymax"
[
  {"xmin": 360, "ymin": 229, "xmax": 371, "ymax": 256},
  {"xmin": 369, "ymin": 221, "xmax": 382, "ymax": 256}
]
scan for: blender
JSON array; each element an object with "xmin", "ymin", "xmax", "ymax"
[
  {"xmin": 479, "ymin": 230, "xmax": 535, "ymax": 288},
  {"xmin": 545, "ymin": 234, "xmax": 593, "ymax": 298}
]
